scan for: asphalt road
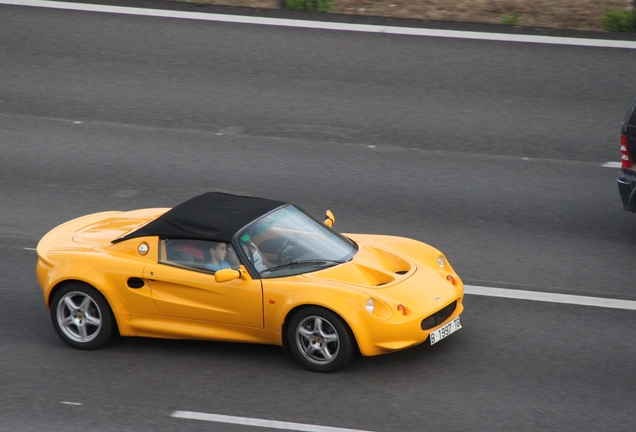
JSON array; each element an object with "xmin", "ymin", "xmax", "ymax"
[{"xmin": 1, "ymin": 2, "xmax": 635, "ymax": 431}]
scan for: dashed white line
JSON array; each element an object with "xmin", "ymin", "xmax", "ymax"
[
  {"xmin": 61, "ymin": 401, "xmax": 82, "ymax": 406},
  {"xmin": 171, "ymin": 412, "xmax": 375, "ymax": 432},
  {"xmin": 464, "ymin": 285, "xmax": 636, "ymax": 310},
  {"xmin": 21, "ymin": 244, "xmax": 635, "ymax": 310},
  {"xmin": 603, "ymin": 161, "xmax": 622, "ymax": 168},
  {"xmin": 3, "ymin": 0, "xmax": 636, "ymax": 50}
]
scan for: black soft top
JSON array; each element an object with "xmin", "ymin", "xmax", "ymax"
[{"xmin": 114, "ymin": 192, "xmax": 286, "ymax": 243}]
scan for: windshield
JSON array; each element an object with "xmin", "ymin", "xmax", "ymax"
[{"xmin": 235, "ymin": 205, "xmax": 357, "ymax": 278}]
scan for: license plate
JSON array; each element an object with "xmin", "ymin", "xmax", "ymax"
[{"xmin": 429, "ymin": 316, "xmax": 461, "ymax": 345}]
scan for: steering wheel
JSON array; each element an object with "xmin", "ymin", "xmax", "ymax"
[{"xmin": 278, "ymin": 233, "xmax": 299, "ymax": 264}]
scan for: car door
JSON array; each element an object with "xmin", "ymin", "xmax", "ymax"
[{"xmin": 142, "ymin": 263, "xmax": 264, "ymax": 328}]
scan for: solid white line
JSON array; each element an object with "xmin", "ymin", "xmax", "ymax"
[
  {"xmin": 464, "ymin": 285, "xmax": 636, "ymax": 310},
  {"xmin": 602, "ymin": 161, "xmax": 622, "ymax": 168},
  {"xmin": 3, "ymin": 0, "xmax": 636, "ymax": 50},
  {"xmin": 171, "ymin": 412, "xmax": 375, "ymax": 432}
]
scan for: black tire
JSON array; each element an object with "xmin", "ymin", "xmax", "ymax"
[
  {"xmin": 50, "ymin": 282, "xmax": 114, "ymax": 350},
  {"xmin": 287, "ymin": 307, "xmax": 355, "ymax": 373}
]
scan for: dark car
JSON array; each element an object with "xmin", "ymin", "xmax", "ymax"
[{"xmin": 618, "ymin": 98, "xmax": 636, "ymax": 211}]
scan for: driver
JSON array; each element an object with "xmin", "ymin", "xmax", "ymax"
[
  {"xmin": 243, "ymin": 240, "xmax": 268, "ymax": 273},
  {"xmin": 239, "ymin": 233, "xmax": 271, "ymax": 273}
]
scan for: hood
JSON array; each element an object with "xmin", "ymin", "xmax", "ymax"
[
  {"xmin": 301, "ymin": 234, "xmax": 461, "ymax": 311},
  {"xmin": 304, "ymin": 243, "xmax": 414, "ymax": 287}
]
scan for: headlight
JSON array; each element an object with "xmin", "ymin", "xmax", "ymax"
[
  {"xmin": 365, "ymin": 298, "xmax": 375, "ymax": 314},
  {"xmin": 359, "ymin": 295, "xmax": 392, "ymax": 319},
  {"xmin": 436, "ymin": 255, "xmax": 445, "ymax": 268}
]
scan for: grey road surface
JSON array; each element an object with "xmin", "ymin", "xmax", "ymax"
[{"xmin": 1, "ymin": 3, "xmax": 635, "ymax": 432}]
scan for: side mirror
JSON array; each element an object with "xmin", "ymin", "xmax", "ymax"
[
  {"xmin": 324, "ymin": 210, "xmax": 335, "ymax": 227},
  {"xmin": 214, "ymin": 268, "xmax": 242, "ymax": 283}
]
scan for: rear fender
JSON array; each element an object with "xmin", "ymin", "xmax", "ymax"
[{"xmin": 42, "ymin": 252, "xmax": 157, "ymax": 317}]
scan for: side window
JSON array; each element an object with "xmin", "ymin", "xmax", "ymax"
[
  {"xmin": 161, "ymin": 239, "xmax": 207, "ymax": 270},
  {"xmin": 160, "ymin": 239, "xmax": 242, "ymax": 272}
]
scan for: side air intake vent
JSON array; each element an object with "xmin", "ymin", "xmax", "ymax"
[{"xmin": 127, "ymin": 277, "xmax": 145, "ymax": 289}]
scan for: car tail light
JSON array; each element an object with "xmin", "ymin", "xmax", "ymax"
[{"xmin": 621, "ymin": 134, "xmax": 632, "ymax": 169}]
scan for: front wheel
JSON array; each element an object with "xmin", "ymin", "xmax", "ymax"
[
  {"xmin": 50, "ymin": 283, "xmax": 114, "ymax": 350},
  {"xmin": 287, "ymin": 307, "xmax": 355, "ymax": 373}
]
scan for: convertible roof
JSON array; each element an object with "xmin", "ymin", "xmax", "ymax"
[{"xmin": 114, "ymin": 192, "xmax": 286, "ymax": 243}]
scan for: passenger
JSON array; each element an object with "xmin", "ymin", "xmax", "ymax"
[{"xmin": 205, "ymin": 242, "xmax": 231, "ymax": 272}]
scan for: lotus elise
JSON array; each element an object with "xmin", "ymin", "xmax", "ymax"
[{"xmin": 36, "ymin": 192, "xmax": 464, "ymax": 372}]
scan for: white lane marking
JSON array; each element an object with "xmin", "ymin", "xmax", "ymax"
[
  {"xmin": 603, "ymin": 161, "xmax": 622, "ymax": 168},
  {"xmin": 4, "ymin": 0, "xmax": 636, "ymax": 50},
  {"xmin": 21, "ymin": 242, "xmax": 633, "ymax": 310},
  {"xmin": 465, "ymin": 285, "xmax": 636, "ymax": 311},
  {"xmin": 22, "ymin": 240, "xmax": 634, "ymax": 310},
  {"xmin": 171, "ymin": 411, "xmax": 375, "ymax": 432},
  {"xmin": 61, "ymin": 401, "xmax": 82, "ymax": 405}
]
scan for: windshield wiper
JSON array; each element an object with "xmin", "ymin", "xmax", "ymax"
[{"xmin": 261, "ymin": 260, "xmax": 345, "ymax": 274}]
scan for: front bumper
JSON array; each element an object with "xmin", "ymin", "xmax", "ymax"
[
  {"xmin": 354, "ymin": 295, "xmax": 464, "ymax": 356},
  {"xmin": 618, "ymin": 168, "xmax": 636, "ymax": 212}
]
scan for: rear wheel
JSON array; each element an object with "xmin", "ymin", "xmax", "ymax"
[
  {"xmin": 287, "ymin": 307, "xmax": 355, "ymax": 373},
  {"xmin": 50, "ymin": 283, "xmax": 114, "ymax": 350}
]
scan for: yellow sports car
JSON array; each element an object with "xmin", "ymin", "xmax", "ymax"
[{"xmin": 36, "ymin": 192, "xmax": 464, "ymax": 372}]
